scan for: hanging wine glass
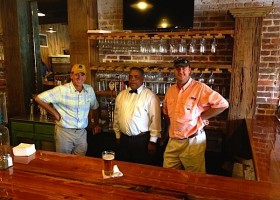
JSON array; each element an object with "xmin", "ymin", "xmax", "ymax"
[
  {"xmin": 140, "ymin": 39, "xmax": 149, "ymax": 53},
  {"xmin": 198, "ymin": 72, "xmax": 205, "ymax": 83},
  {"xmin": 208, "ymin": 71, "xmax": 215, "ymax": 85},
  {"xmin": 178, "ymin": 39, "xmax": 187, "ymax": 53},
  {"xmin": 211, "ymin": 38, "xmax": 217, "ymax": 54},
  {"xmin": 97, "ymin": 39, "xmax": 103, "ymax": 49},
  {"xmin": 159, "ymin": 39, "xmax": 168, "ymax": 53},
  {"xmin": 189, "ymin": 38, "xmax": 196, "ymax": 53},
  {"xmin": 200, "ymin": 38, "xmax": 206, "ymax": 53},
  {"xmin": 170, "ymin": 39, "xmax": 178, "ymax": 54}
]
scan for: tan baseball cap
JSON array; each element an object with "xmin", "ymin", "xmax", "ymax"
[{"xmin": 71, "ymin": 64, "xmax": 87, "ymax": 75}]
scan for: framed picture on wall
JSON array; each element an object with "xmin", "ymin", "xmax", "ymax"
[{"xmin": 39, "ymin": 34, "xmax": 48, "ymax": 47}]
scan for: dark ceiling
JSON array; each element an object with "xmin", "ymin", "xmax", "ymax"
[{"xmin": 37, "ymin": 0, "xmax": 68, "ymax": 25}]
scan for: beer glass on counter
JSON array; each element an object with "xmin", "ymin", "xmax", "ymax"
[{"xmin": 102, "ymin": 150, "xmax": 115, "ymax": 176}]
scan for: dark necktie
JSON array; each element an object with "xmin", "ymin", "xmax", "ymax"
[{"xmin": 129, "ymin": 89, "xmax": 138, "ymax": 94}]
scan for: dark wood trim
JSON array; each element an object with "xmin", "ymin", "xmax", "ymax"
[{"xmin": 1, "ymin": 0, "xmax": 37, "ymax": 117}]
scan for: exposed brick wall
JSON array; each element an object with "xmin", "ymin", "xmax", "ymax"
[
  {"xmin": 193, "ymin": 1, "xmax": 280, "ymax": 116},
  {"xmin": 97, "ymin": 0, "xmax": 280, "ymax": 117},
  {"xmin": 258, "ymin": 5, "xmax": 280, "ymax": 115},
  {"xmin": 97, "ymin": 0, "xmax": 123, "ymax": 31}
]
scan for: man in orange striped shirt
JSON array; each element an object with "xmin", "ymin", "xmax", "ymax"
[{"xmin": 162, "ymin": 58, "xmax": 229, "ymax": 173}]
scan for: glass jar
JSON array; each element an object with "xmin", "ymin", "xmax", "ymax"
[{"xmin": 0, "ymin": 123, "xmax": 13, "ymax": 169}]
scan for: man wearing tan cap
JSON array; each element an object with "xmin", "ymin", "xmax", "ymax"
[{"xmin": 35, "ymin": 64, "xmax": 101, "ymax": 155}]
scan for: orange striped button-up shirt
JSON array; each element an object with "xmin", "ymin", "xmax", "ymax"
[{"xmin": 162, "ymin": 78, "xmax": 229, "ymax": 139}]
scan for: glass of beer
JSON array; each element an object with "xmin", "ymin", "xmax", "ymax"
[{"xmin": 102, "ymin": 150, "xmax": 115, "ymax": 176}]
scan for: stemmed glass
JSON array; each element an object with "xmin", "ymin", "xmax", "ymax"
[
  {"xmin": 159, "ymin": 39, "xmax": 168, "ymax": 53},
  {"xmin": 178, "ymin": 39, "xmax": 187, "ymax": 53},
  {"xmin": 131, "ymin": 39, "xmax": 139, "ymax": 53},
  {"xmin": 170, "ymin": 39, "xmax": 178, "ymax": 54},
  {"xmin": 150, "ymin": 40, "xmax": 159, "ymax": 54},
  {"xmin": 140, "ymin": 40, "xmax": 149, "ymax": 53},
  {"xmin": 119, "ymin": 40, "xmax": 127, "ymax": 53},
  {"xmin": 200, "ymin": 38, "xmax": 206, "ymax": 53},
  {"xmin": 189, "ymin": 38, "xmax": 196, "ymax": 53},
  {"xmin": 140, "ymin": 39, "xmax": 145, "ymax": 53},
  {"xmin": 198, "ymin": 72, "xmax": 205, "ymax": 83},
  {"xmin": 97, "ymin": 39, "xmax": 103, "ymax": 49},
  {"xmin": 211, "ymin": 38, "xmax": 217, "ymax": 54},
  {"xmin": 208, "ymin": 71, "xmax": 215, "ymax": 85}
]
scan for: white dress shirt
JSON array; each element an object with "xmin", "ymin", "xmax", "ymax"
[{"xmin": 113, "ymin": 85, "xmax": 161, "ymax": 143}]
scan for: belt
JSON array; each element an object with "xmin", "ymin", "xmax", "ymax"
[
  {"xmin": 188, "ymin": 131, "xmax": 199, "ymax": 139},
  {"xmin": 56, "ymin": 125, "xmax": 83, "ymax": 131},
  {"xmin": 177, "ymin": 129, "xmax": 203, "ymax": 140},
  {"xmin": 121, "ymin": 131, "xmax": 149, "ymax": 137},
  {"xmin": 69, "ymin": 128, "xmax": 83, "ymax": 131}
]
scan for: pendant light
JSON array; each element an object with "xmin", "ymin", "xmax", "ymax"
[
  {"xmin": 37, "ymin": 9, "xmax": 45, "ymax": 17},
  {"xmin": 131, "ymin": 0, "xmax": 153, "ymax": 10},
  {"xmin": 46, "ymin": 27, "xmax": 56, "ymax": 33}
]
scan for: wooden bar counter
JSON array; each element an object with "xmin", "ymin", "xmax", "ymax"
[{"xmin": 0, "ymin": 149, "xmax": 280, "ymax": 199}]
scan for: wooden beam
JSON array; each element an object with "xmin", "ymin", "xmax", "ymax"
[
  {"xmin": 68, "ymin": 0, "xmax": 98, "ymax": 85},
  {"xmin": 227, "ymin": 7, "xmax": 273, "ymax": 135},
  {"xmin": 229, "ymin": 6, "xmax": 274, "ymax": 18},
  {"xmin": 1, "ymin": 0, "xmax": 36, "ymax": 117}
]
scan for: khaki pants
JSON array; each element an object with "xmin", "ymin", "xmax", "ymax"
[
  {"xmin": 54, "ymin": 125, "xmax": 87, "ymax": 155},
  {"xmin": 163, "ymin": 130, "xmax": 206, "ymax": 173}
]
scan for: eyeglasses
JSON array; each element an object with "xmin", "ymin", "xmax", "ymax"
[{"xmin": 174, "ymin": 58, "xmax": 190, "ymax": 65}]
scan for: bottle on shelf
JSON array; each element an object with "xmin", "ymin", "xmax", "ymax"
[{"xmin": 29, "ymin": 98, "xmax": 34, "ymax": 116}]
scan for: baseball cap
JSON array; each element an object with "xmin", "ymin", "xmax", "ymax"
[
  {"xmin": 71, "ymin": 64, "xmax": 87, "ymax": 75},
  {"xmin": 174, "ymin": 58, "xmax": 191, "ymax": 68}
]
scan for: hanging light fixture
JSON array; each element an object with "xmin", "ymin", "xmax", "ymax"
[
  {"xmin": 157, "ymin": 18, "xmax": 170, "ymax": 28},
  {"xmin": 131, "ymin": 0, "xmax": 153, "ymax": 10},
  {"xmin": 46, "ymin": 27, "xmax": 56, "ymax": 33},
  {"xmin": 37, "ymin": 9, "xmax": 45, "ymax": 17}
]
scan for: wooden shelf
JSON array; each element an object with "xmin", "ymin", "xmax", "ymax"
[
  {"xmin": 43, "ymin": 81, "xmax": 55, "ymax": 86},
  {"xmin": 88, "ymin": 29, "xmax": 234, "ymax": 40},
  {"xmin": 54, "ymin": 74, "xmax": 70, "ymax": 78},
  {"xmin": 90, "ymin": 62, "xmax": 232, "ymax": 72},
  {"xmin": 95, "ymin": 90, "xmax": 167, "ymax": 99},
  {"xmin": 49, "ymin": 55, "xmax": 70, "ymax": 64},
  {"xmin": 95, "ymin": 91, "xmax": 116, "ymax": 96}
]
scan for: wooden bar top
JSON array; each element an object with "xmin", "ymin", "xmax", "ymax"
[
  {"xmin": 1, "ymin": 150, "xmax": 280, "ymax": 199},
  {"xmin": 246, "ymin": 115, "xmax": 280, "ymax": 183}
]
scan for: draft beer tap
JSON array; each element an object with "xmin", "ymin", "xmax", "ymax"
[{"xmin": 108, "ymin": 81, "xmax": 115, "ymax": 131}]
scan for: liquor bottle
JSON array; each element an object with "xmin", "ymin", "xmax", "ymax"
[{"xmin": 29, "ymin": 98, "xmax": 34, "ymax": 116}]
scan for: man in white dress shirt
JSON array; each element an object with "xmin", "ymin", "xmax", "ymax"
[{"xmin": 113, "ymin": 67, "xmax": 162, "ymax": 165}]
